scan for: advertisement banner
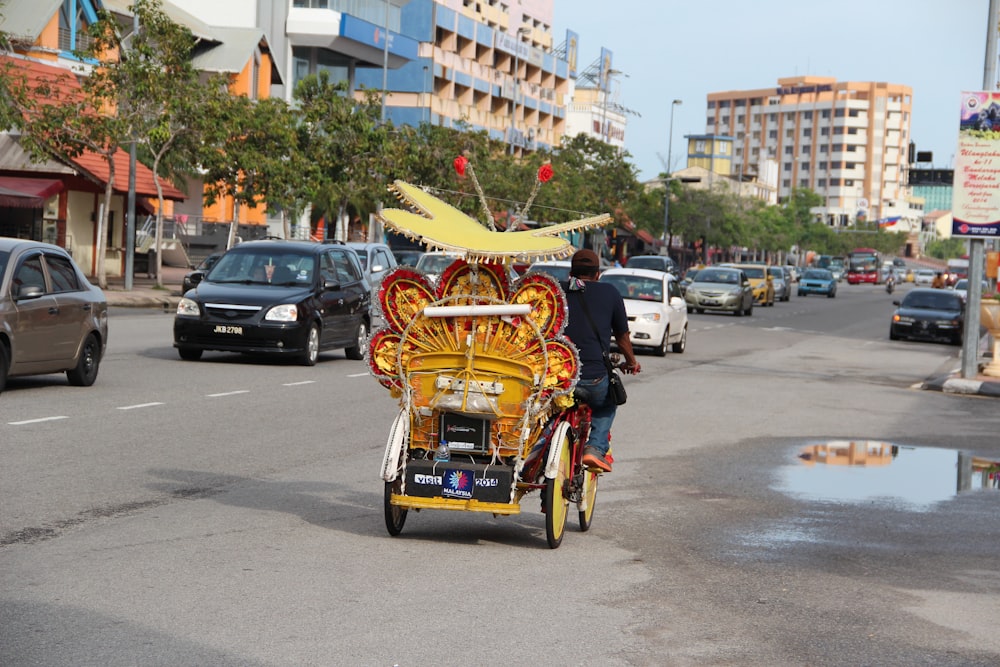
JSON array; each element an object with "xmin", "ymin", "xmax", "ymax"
[{"xmin": 953, "ymin": 91, "xmax": 1000, "ymax": 237}]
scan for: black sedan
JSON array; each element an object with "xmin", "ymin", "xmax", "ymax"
[
  {"xmin": 890, "ymin": 288, "xmax": 964, "ymax": 345},
  {"xmin": 173, "ymin": 240, "xmax": 371, "ymax": 365},
  {"xmin": 182, "ymin": 251, "xmax": 224, "ymax": 293}
]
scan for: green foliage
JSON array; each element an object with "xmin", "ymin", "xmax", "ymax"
[{"xmin": 924, "ymin": 237, "xmax": 968, "ymax": 260}]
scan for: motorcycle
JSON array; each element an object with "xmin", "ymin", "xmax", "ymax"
[{"xmin": 886, "ymin": 274, "xmax": 896, "ymax": 294}]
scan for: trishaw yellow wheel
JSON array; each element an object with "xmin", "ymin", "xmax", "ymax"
[
  {"xmin": 578, "ymin": 469, "xmax": 598, "ymax": 532},
  {"xmin": 544, "ymin": 430, "xmax": 571, "ymax": 548},
  {"xmin": 384, "ymin": 477, "xmax": 407, "ymax": 536}
]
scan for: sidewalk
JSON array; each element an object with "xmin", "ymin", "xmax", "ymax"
[{"xmin": 103, "ymin": 265, "xmax": 188, "ymax": 309}]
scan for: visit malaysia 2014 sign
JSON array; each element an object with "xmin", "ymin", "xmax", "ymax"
[{"xmin": 953, "ymin": 91, "xmax": 1000, "ymax": 237}]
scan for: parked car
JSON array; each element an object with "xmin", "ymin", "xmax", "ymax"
[
  {"xmin": 769, "ymin": 265, "xmax": 791, "ymax": 302},
  {"xmin": 625, "ymin": 254, "xmax": 679, "ymax": 276},
  {"xmin": 728, "ymin": 263, "xmax": 774, "ymax": 306},
  {"xmin": 0, "ymin": 237, "xmax": 108, "ymax": 393},
  {"xmin": 913, "ymin": 269, "xmax": 936, "ymax": 286},
  {"xmin": 346, "ymin": 241, "xmax": 398, "ymax": 290},
  {"xmin": 528, "ymin": 260, "xmax": 572, "ymax": 282},
  {"xmin": 679, "ymin": 267, "xmax": 701, "ymax": 295},
  {"xmin": 599, "ymin": 267, "xmax": 688, "ymax": 355},
  {"xmin": 182, "ymin": 250, "xmax": 224, "ymax": 293},
  {"xmin": 797, "ymin": 268, "xmax": 837, "ymax": 298},
  {"xmin": 391, "ymin": 248, "xmax": 424, "ymax": 267},
  {"xmin": 951, "ymin": 278, "xmax": 990, "ymax": 302},
  {"xmin": 174, "ymin": 240, "xmax": 371, "ymax": 365},
  {"xmin": 890, "ymin": 288, "xmax": 964, "ymax": 345},
  {"xmin": 684, "ymin": 266, "xmax": 754, "ymax": 316},
  {"xmin": 414, "ymin": 251, "xmax": 463, "ymax": 282}
]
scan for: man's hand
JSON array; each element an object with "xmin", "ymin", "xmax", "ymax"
[{"xmin": 624, "ymin": 359, "xmax": 641, "ymax": 375}]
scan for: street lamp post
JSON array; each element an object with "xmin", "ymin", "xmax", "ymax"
[
  {"xmin": 508, "ymin": 27, "xmax": 531, "ymax": 155},
  {"xmin": 662, "ymin": 99, "xmax": 682, "ymax": 246},
  {"xmin": 380, "ymin": 0, "xmax": 390, "ymax": 123}
]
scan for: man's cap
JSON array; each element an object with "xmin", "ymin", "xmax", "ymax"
[{"xmin": 571, "ymin": 248, "xmax": 600, "ymax": 270}]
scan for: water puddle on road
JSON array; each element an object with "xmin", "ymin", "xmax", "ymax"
[{"xmin": 775, "ymin": 441, "xmax": 1000, "ymax": 510}]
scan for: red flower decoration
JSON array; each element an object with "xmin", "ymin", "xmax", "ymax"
[
  {"xmin": 454, "ymin": 156, "xmax": 468, "ymax": 177},
  {"xmin": 537, "ymin": 163, "xmax": 554, "ymax": 183}
]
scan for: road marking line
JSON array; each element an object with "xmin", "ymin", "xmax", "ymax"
[
  {"xmin": 283, "ymin": 381, "xmax": 317, "ymax": 386},
  {"xmin": 346, "ymin": 372, "xmax": 369, "ymax": 378},
  {"xmin": 206, "ymin": 390, "xmax": 250, "ymax": 397},
  {"xmin": 117, "ymin": 402, "xmax": 164, "ymax": 410},
  {"xmin": 9, "ymin": 416, "xmax": 69, "ymax": 425}
]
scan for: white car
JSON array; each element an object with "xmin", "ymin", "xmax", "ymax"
[
  {"xmin": 599, "ymin": 267, "xmax": 688, "ymax": 356},
  {"xmin": 952, "ymin": 278, "xmax": 990, "ymax": 302},
  {"xmin": 528, "ymin": 260, "xmax": 572, "ymax": 282},
  {"xmin": 913, "ymin": 269, "xmax": 936, "ymax": 286},
  {"xmin": 414, "ymin": 251, "xmax": 463, "ymax": 282}
]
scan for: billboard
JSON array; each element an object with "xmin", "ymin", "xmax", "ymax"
[{"xmin": 952, "ymin": 91, "xmax": 1000, "ymax": 237}]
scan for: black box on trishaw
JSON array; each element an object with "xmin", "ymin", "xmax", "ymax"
[
  {"xmin": 438, "ymin": 412, "xmax": 490, "ymax": 453},
  {"xmin": 403, "ymin": 459, "xmax": 513, "ymax": 504}
]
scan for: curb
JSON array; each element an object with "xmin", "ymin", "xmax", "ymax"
[{"xmin": 922, "ymin": 373, "xmax": 1000, "ymax": 397}]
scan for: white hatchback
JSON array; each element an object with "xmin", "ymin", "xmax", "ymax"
[
  {"xmin": 914, "ymin": 269, "xmax": 936, "ymax": 286},
  {"xmin": 599, "ymin": 267, "xmax": 688, "ymax": 356}
]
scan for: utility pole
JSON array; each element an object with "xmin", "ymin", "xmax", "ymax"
[
  {"xmin": 124, "ymin": 9, "xmax": 139, "ymax": 290},
  {"xmin": 662, "ymin": 99, "xmax": 682, "ymax": 246}
]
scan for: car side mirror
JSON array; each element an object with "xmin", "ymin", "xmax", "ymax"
[
  {"xmin": 892, "ymin": 300, "xmax": 901, "ymax": 306},
  {"xmin": 323, "ymin": 279, "xmax": 342, "ymax": 291},
  {"xmin": 189, "ymin": 271, "xmax": 204, "ymax": 287},
  {"xmin": 669, "ymin": 296, "xmax": 685, "ymax": 307},
  {"xmin": 371, "ymin": 264, "xmax": 384, "ymax": 273},
  {"xmin": 16, "ymin": 284, "xmax": 44, "ymax": 300}
]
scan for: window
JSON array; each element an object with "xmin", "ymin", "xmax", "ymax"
[
  {"xmin": 821, "ymin": 110, "xmax": 831, "ymax": 119},
  {"xmin": 46, "ymin": 255, "xmax": 80, "ymax": 292},
  {"xmin": 784, "ymin": 146, "xmax": 793, "ymax": 155},
  {"xmin": 783, "ymin": 162, "xmax": 792, "ymax": 171},
  {"xmin": 801, "ymin": 145, "xmax": 810, "ymax": 155},
  {"xmin": 818, "ymin": 178, "xmax": 826, "ymax": 188},
  {"xmin": 695, "ymin": 140, "xmax": 706, "ymax": 152},
  {"xmin": 802, "ymin": 111, "xmax": 813, "ymax": 119},
  {"xmin": 14, "ymin": 255, "xmax": 46, "ymax": 294},
  {"xmin": 768, "ymin": 130, "xmax": 778, "ymax": 139}
]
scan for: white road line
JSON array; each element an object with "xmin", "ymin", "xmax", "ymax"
[
  {"xmin": 346, "ymin": 372, "xmax": 370, "ymax": 378},
  {"xmin": 9, "ymin": 416, "xmax": 69, "ymax": 426},
  {"xmin": 206, "ymin": 390, "xmax": 251, "ymax": 397},
  {"xmin": 283, "ymin": 381, "xmax": 317, "ymax": 386},
  {"xmin": 117, "ymin": 402, "xmax": 164, "ymax": 410}
]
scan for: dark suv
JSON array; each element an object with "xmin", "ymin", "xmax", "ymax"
[{"xmin": 174, "ymin": 240, "xmax": 371, "ymax": 365}]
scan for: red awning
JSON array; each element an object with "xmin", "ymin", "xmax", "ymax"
[
  {"xmin": 637, "ymin": 229, "xmax": 655, "ymax": 244},
  {"xmin": 0, "ymin": 177, "xmax": 64, "ymax": 208}
]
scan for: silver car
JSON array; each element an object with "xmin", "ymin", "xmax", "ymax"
[
  {"xmin": 684, "ymin": 266, "xmax": 755, "ymax": 316},
  {"xmin": 0, "ymin": 237, "xmax": 108, "ymax": 393},
  {"xmin": 768, "ymin": 265, "xmax": 791, "ymax": 302}
]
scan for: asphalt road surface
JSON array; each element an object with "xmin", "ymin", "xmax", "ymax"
[{"xmin": 2, "ymin": 280, "xmax": 998, "ymax": 666}]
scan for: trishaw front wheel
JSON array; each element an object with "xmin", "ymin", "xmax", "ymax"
[
  {"xmin": 578, "ymin": 469, "xmax": 598, "ymax": 531},
  {"xmin": 544, "ymin": 430, "xmax": 571, "ymax": 548},
  {"xmin": 384, "ymin": 477, "xmax": 407, "ymax": 536}
]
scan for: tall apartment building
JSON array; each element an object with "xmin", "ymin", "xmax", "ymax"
[
  {"xmin": 172, "ymin": 0, "xmax": 573, "ymax": 154},
  {"xmin": 706, "ymin": 75, "xmax": 918, "ymax": 230}
]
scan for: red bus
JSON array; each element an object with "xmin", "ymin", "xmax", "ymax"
[{"xmin": 846, "ymin": 248, "xmax": 882, "ymax": 284}]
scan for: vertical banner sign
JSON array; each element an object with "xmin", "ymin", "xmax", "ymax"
[{"xmin": 953, "ymin": 91, "xmax": 1000, "ymax": 237}]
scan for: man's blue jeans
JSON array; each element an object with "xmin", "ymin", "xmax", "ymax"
[{"xmin": 574, "ymin": 374, "xmax": 615, "ymax": 455}]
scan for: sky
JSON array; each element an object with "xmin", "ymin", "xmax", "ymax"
[{"xmin": 552, "ymin": 0, "xmax": 990, "ymax": 182}]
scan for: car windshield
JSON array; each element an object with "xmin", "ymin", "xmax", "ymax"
[
  {"xmin": 741, "ymin": 267, "xmax": 766, "ymax": 279},
  {"xmin": 208, "ymin": 249, "xmax": 315, "ymax": 285},
  {"xmin": 627, "ymin": 257, "xmax": 669, "ymax": 270},
  {"xmin": 696, "ymin": 269, "xmax": 740, "ymax": 284},
  {"xmin": 601, "ymin": 274, "xmax": 664, "ymax": 302},
  {"xmin": 768, "ymin": 268, "xmax": 783, "ymax": 278},
  {"xmin": 683, "ymin": 269, "xmax": 699, "ymax": 281},
  {"xmin": 532, "ymin": 264, "xmax": 570, "ymax": 281},
  {"xmin": 902, "ymin": 292, "xmax": 962, "ymax": 310},
  {"xmin": 0, "ymin": 250, "xmax": 8, "ymax": 278},
  {"xmin": 417, "ymin": 255, "xmax": 460, "ymax": 274},
  {"xmin": 803, "ymin": 269, "xmax": 832, "ymax": 280}
]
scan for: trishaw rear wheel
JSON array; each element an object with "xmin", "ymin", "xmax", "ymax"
[
  {"xmin": 578, "ymin": 469, "xmax": 598, "ymax": 531},
  {"xmin": 384, "ymin": 478, "xmax": 407, "ymax": 536},
  {"xmin": 544, "ymin": 431, "xmax": 571, "ymax": 548}
]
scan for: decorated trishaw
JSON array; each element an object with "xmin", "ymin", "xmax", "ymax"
[{"xmin": 369, "ymin": 160, "xmax": 614, "ymax": 548}]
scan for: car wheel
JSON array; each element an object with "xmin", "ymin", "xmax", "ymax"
[
  {"xmin": 746, "ymin": 301, "xmax": 753, "ymax": 316},
  {"xmin": 798, "ymin": 291, "xmax": 805, "ymax": 297},
  {"xmin": 345, "ymin": 320, "xmax": 368, "ymax": 361},
  {"xmin": 695, "ymin": 308, "xmax": 704, "ymax": 314},
  {"xmin": 655, "ymin": 329, "xmax": 669, "ymax": 356},
  {"xmin": 671, "ymin": 324, "xmax": 687, "ymax": 353},
  {"xmin": 67, "ymin": 333, "xmax": 101, "ymax": 387},
  {"xmin": 300, "ymin": 323, "xmax": 320, "ymax": 366},
  {"xmin": 827, "ymin": 291, "xmax": 835, "ymax": 298},
  {"xmin": 178, "ymin": 347, "xmax": 203, "ymax": 361},
  {"xmin": 0, "ymin": 344, "xmax": 8, "ymax": 394}
]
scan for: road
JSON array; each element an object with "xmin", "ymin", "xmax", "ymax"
[{"xmin": 2, "ymin": 281, "xmax": 998, "ymax": 666}]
